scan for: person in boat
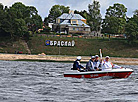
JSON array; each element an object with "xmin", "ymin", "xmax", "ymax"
[
  {"xmin": 102, "ymin": 56, "xmax": 122, "ymax": 70},
  {"xmin": 73, "ymin": 56, "xmax": 85, "ymax": 71},
  {"xmin": 93, "ymin": 55, "xmax": 101, "ymax": 71},
  {"xmin": 86, "ymin": 56, "xmax": 95, "ymax": 71}
]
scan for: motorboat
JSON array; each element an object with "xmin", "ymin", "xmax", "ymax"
[{"xmin": 64, "ymin": 68, "xmax": 133, "ymax": 78}]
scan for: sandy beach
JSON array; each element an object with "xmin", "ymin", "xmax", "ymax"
[{"xmin": 0, "ymin": 53, "xmax": 138, "ymax": 65}]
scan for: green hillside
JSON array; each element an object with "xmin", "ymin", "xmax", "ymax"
[
  {"xmin": 27, "ymin": 35, "xmax": 138, "ymax": 58},
  {"xmin": 0, "ymin": 37, "xmax": 28, "ymax": 54},
  {"xmin": 0, "ymin": 36, "xmax": 138, "ymax": 58}
]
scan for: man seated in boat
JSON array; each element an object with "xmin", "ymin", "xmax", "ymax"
[
  {"xmin": 73, "ymin": 56, "xmax": 85, "ymax": 71},
  {"xmin": 93, "ymin": 55, "xmax": 102, "ymax": 71},
  {"xmin": 86, "ymin": 56, "xmax": 95, "ymax": 71},
  {"xmin": 102, "ymin": 56, "xmax": 122, "ymax": 70}
]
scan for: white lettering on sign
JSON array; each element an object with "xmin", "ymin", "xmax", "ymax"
[
  {"xmin": 68, "ymin": 41, "xmax": 71, "ymax": 46},
  {"xmin": 61, "ymin": 41, "xmax": 64, "ymax": 46},
  {"xmin": 57, "ymin": 41, "xmax": 60, "ymax": 46},
  {"xmin": 50, "ymin": 41, "xmax": 53, "ymax": 46},
  {"xmin": 72, "ymin": 40, "xmax": 75, "ymax": 46},
  {"xmin": 54, "ymin": 41, "xmax": 57, "ymax": 46},
  {"xmin": 46, "ymin": 40, "xmax": 75, "ymax": 47},
  {"xmin": 64, "ymin": 41, "xmax": 68, "ymax": 46}
]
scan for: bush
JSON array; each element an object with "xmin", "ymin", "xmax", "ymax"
[{"xmin": 42, "ymin": 26, "xmax": 51, "ymax": 32}]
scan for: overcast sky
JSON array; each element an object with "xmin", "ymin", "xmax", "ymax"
[{"xmin": 1, "ymin": 0, "xmax": 138, "ymax": 20}]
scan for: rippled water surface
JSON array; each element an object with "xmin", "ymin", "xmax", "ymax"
[{"xmin": 0, "ymin": 61, "xmax": 138, "ymax": 102}]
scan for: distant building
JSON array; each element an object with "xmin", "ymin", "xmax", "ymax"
[{"xmin": 52, "ymin": 10, "xmax": 91, "ymax": 34}]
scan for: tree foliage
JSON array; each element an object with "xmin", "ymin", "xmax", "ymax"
[
  {"xmin": 44, "ymin": 5, "xmax": 70, "ymax": 24},
  {"xmin": 105, "ymin": 3, "xmax": 127, "ymax": 18},
  {"xmin": 88, "ymin": 0, "xmax": 102, "ymax": 32},
  {"xmin": 102, "ymin": 3, "xmax": 127, "ymax": 34},
  {"xmin": 0, "ymin": 2, "xmax": 42, "ymax": 39},
  {"xmin": 125, "ymin": 10, "xmax": 138, "ymax": 43},
  {"xmin": 0, "ymin": 3, "xmax": 11, "ymax": 36}
]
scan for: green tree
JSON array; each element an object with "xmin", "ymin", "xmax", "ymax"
[
  {"xmin": 88, "ymin": 0, "xmax": 102, "ymax": 32},
  {"xmin": 27, "ymin": 14, "xmax": 43, "ymax": 33},
  {"xmin": 10, "ymin": 2, "xmax": 42, "ymax": 33},
  {"xmin": 44, "ymin": 5, "xmax": 70, "ymax": 24},
  {"xmin": 105, "ymin": 3, "xmax": 127, "ymax": 18},
  {"xmin": 102, "ymin": 17, "xmax": 118, "ymax": 34},
  {"xmin": 10, "ymin": 2, "xmax": 42, "ymax": 37},
  {"xmin": 125, "ymin": 10, "xmax": 138, "ymax": 43},
  {"xmin": 126, "ymin": 20, "xmax": 138, "ymax": 43},
  {"xmin": 0, "ymin": 3, "xmax": 11, "ymax": 37},
  {"xmin": 133, "ymin": 9, "xmax": 138, "ymax": 17},
  {"xmin": 14, "ymin": 18, "xmax": 28, "ymax": 37},
  {"xmin": 0, "ymin": 2, "xmax": 43, "ymax": 39},
  {"xmin": 0, "ymin": 3, "xmax": 5, "ymax": 36},
  {"xmin": 4, "ymin": 2, "xmax": 28, "ymax": 38},
  {"xmin": 9, "ymin": 2, "xmax": 27, "ymax": 19},
  {"xmin": 102, "ymin": 3, "xmax": 127, "ymax": 34}
]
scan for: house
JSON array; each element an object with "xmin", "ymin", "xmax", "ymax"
[{"xmin": 52, "ymin": 11, "xmax": 91, "ymax": 34}]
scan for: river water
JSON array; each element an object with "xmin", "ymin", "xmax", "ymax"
[{"xmin": 0, "ymin": 61, "xmax": 137, "ymax": 102}]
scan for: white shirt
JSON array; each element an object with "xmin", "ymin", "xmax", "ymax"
[{"xmin": 102, "ymin": 60, "xmax": 113, "ymax": 70}]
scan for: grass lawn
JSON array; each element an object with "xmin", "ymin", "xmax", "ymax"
[
  {"xmin": 0, "ymin": 37, "xmax": 28, "ymax": 54},
  {"xmin": 1, "ymin": 35, "xmax": 138, "ymax": 58},
  {"xmin": 27, "ymin": 36, "xmax": 138, "ymax": 58}
]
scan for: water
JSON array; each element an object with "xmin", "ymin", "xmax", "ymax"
[{"xmin": 0, "ymin": 61, "xmax": 137, "ymax": 102}]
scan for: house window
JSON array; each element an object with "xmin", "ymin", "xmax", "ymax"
[
  {"xmin": 60, "ymin": 19, "xmax": 63, "ymax": 23},
  {"xmin": 72, "ymin": 21, "xmax": 77, "ymax": 24}
]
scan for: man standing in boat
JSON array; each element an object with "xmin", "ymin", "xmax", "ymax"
[
  {"xmin": 73, "ymin": 56, "xmax": 85, "ymax": 71},
  {"xmin": 93, "ymin": 55, "xmax": 101, "ymax": 71},
  {"xmin": 86, "ymin": 56, "xmax": 95, "ymax": 71}
]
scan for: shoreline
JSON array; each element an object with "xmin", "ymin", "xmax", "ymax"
[{"xmin": 0, "ymin": 54, "xmax": 138, "ymax": 65}]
